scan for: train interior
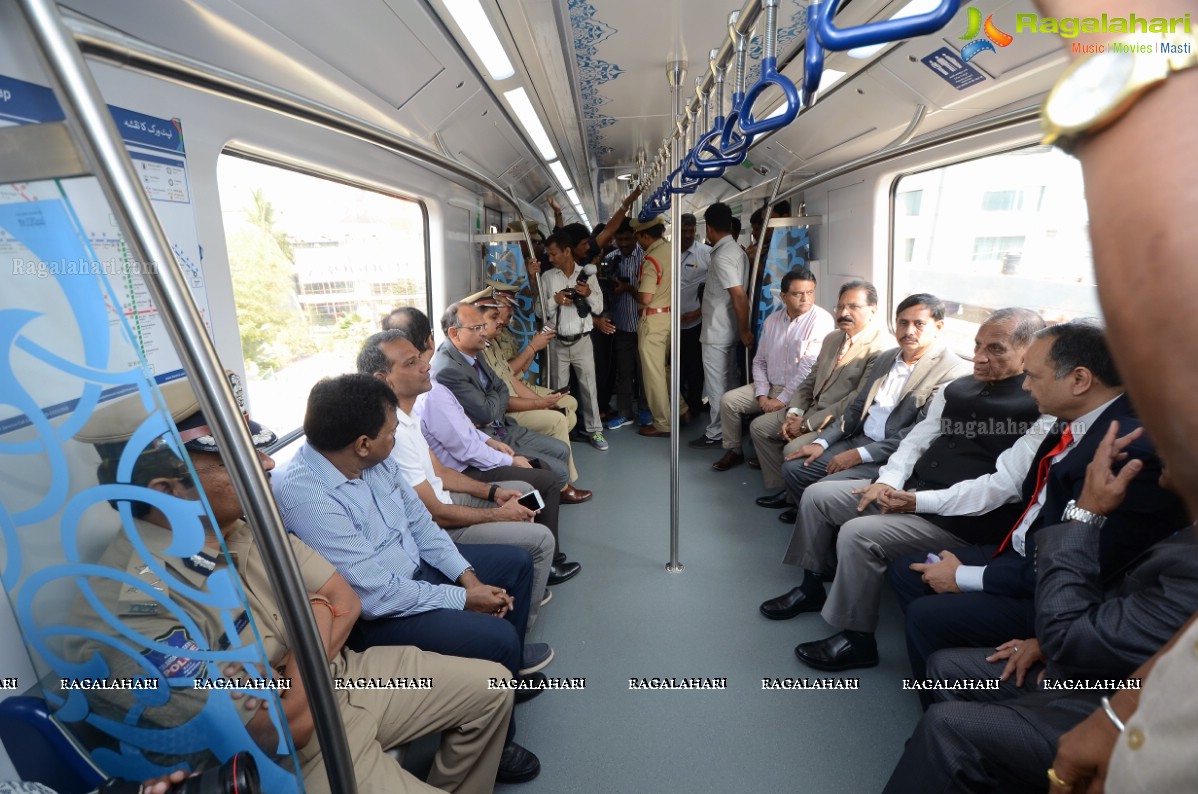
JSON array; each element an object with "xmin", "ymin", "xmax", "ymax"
[{"xmin": 0, "ymin": 0, "xmax": 1104, "ymax": 791}]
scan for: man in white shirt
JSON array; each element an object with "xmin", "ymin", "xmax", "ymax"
[
  {"xmin": 689, "ymin": 202, "xmax": 753, "ymax": 450},
  {"xmin": 358, "ymin": 328, "xmax": 557, "ymax": 630},
  {"xmin": 712, "ymin": 267, "xmax": 834, "ymax": 471},
  {"xmin": 677, "ymin": 212, "xmax": 711, "ymax": 425},
  {"xmin": 538, "ymin": 231, "xmax": 607, "ymax": 450}
]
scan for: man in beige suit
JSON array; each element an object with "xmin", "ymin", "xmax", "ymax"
[
  {"xmin": 773, "ymin": 293, "xmax": 971, "ymax": 523},
  {"xmin": 751, "ymin": 280, "xmax": 892, "ymax": 509}
]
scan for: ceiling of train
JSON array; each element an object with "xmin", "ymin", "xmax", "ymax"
[{"xmin": 56, "ymin": 0, "xmax": 1068, "ymax": 221}]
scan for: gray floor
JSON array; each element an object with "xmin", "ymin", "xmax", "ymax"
[{"xmin": 484, "ymin": 419, "xmax": 925, "ymax": 793}]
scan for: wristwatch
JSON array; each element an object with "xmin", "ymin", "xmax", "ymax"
[
  {"xmin": 1061, "ymin": 499, "xmax": 1107, "ymax": 529},
  {"xmin": 1041, "ymin": 32, "xmax": 1198, "ymax": 151}
]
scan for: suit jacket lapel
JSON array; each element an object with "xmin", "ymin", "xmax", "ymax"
[
  {"xmin": 899, "ymin": 341, "xmax": 946, "ymax": 399},
  {"xmin": 860, "ymin": 348, "xmax": 898, "ymax": 417}
]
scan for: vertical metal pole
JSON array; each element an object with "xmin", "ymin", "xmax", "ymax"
[
  {"xmin": 666, "ymin": 60, "xmax": 685, "ymax": 573},
  {"xmin": 745, "ymin": 172, "xmax": 787, "ymax": 377},
  {"xmin": 13, "ymin": 2, "xmax": 358, "ymax": 791}
]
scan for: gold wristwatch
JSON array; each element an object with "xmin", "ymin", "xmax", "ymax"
[{"xmin": 1041, "ymin": 33, "xmax": 1197, "ymax": 150}]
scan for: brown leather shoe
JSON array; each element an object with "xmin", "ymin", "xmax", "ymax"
[
  {"xmin": 638, "ymin": 426, "xmax": 669, "ymax": 437},
  {"xmin": 712, "ymin": 450, "xmax": 745, "ymax": 471},
  {"xmin": 560, "ymin": 484, "xmax": 593, "ymax": 504}
]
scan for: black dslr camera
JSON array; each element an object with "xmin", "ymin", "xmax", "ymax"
[{"xmin": 99, "ymin": 751, "xmax": 260, "ymax": 794}]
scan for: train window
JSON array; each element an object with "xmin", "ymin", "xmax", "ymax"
[
  {"xmin": 217, "ymin": 154, "xmax": 427, "ymax": 432},
  {"xmin": 890, "ymin": 146, "xmax": 1098, "ymax": 354}
]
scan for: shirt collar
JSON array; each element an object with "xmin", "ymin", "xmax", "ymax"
[
  {"xmin": 1069, "ymin": 394, "xmax": 1122, "ymax": 442},
  {"xmin": 298, "ymin": 442, "xmax": 353, "ymax": 488}
]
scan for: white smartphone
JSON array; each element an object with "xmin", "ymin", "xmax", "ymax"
[{"xmin": 517, "ymin": 489, "xmax": 545, "ymax": 512}]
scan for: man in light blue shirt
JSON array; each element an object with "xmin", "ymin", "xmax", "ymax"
[{"xmin": 273, "ymin": 373, "xmax": 545, "ymax": 782}]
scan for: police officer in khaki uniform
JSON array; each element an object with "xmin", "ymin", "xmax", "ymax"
[
  {"xmin": 631, "ymin": 215, "xmax": 683, "ymax": 436},
  {"xmin": 72, "ymin": 377, "xmax": 511, "ymax": 794}
]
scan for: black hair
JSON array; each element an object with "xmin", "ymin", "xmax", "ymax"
[
  {"xmin": 837, "ymin": 279, "xmax": 878, "ymax": 306},
  {"xmin": 545, "ymin": 231, "xmax": 575, "ymax": 253},
  {"xmin": 440, "ymin": 303, "xmax": 469, "ymax": 334},
  {"xmin": 592, "ymin": 222, "xmax": 606, "ymax": 237},
  {"xmin": 680, "ymin": 213, "xmax": 697, "ymax": 226},
  {"xmin": 780, "ymin": 268, "xmax": 817, "ymax": 294},
  {"xmin": 383, "ymin": 306, "xmax": 433, "ymax": 352},
  {"xmin": 358, "ymin": 329, "xmax": 415, "ymax": 375},
  {"xmin": 704, "ymin": 202, "xmax": 733, "ymax": 233},
  {"xmin": 616, "ymin": 218, "xmax": 633, "ymax": 235},
  {"xmin": 96, "ymin": 442, "xmax": 190, "ymax": 518},
  {"xmin": 750, "ymin": 207, "xmax": 764, "ymax": 226},
  {"xmin": 1036, "ymin": 320, "xmax": 1120, "ymax": 386},
  {"xmin": 773, "ymin": 200, "xmax": 791, "ymax": 217},
  {"xmin": 561, "ymin": 223, "xmax": 590, "ymax": 248},
  {"xmin": 984, "ymin": 308, "xmax": 1046, "ymax": 349},
  {"xmin": 730, "ymin": 217, "xmax": 742, "ymax": 238},
  {"xmin": 896, "ymin": 293, "xmax": 946, "ymax": 322},
  {"xmin": 303, "ymin": 374, "xmax": 398, "ymax": 452}
]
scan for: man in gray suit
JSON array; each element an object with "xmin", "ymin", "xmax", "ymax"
[
  {"xmin": 882, "ymin": 433, "xmax": 1198, "ymax": 793},
  {"xmin": 773, "ymin": 293, "xmax": 971, "ymax": 523},
  {"xmin": 751, "ymin": 280, "xmax": 893, "ymax": 508},
  {"xmin": 429, "ymin": 303, "xmax": 572, "ymax": 490}
]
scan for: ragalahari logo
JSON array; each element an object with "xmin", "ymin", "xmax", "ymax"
[{"xmin": 959, "ymin": 8, "xmax": 1014, "ymax": 62}]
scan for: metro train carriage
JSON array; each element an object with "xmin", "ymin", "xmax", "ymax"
[{"xmin": 1, "ymin": 0, "xmax": 1190, "ymax": 792}]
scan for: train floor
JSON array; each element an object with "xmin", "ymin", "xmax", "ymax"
[{"xmin": 410, "ymin": 413, "xmax": 925, "ymax": 793}]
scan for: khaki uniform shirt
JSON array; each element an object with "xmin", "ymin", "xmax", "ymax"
[{"xmin": 638, "ymin": 237, "xmax": 673, "ymax": 310}]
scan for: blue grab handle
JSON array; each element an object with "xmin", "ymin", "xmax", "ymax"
[
  {"xmin": 718, "ymin": 92, "xmax": 753, "ymax": 160},
  {"xmin": 667, "ymin": 164, "xmax": 699, "ymax": 195},
  {"xmin": 736, "ymin": 56, "xmax": 801, "ymax": 135},
  {"xmin": 814, "ymin": 0, "xmax": 961, "ymax": 51},
  {"xmin": 682, "ymin": 142, "xmax": 725, "ymax": 179},
  {"xmin": 802, "ymin": 5, "xmax": 826, "ymax": 107},
  {"xmin": 691, "ymin": 116, "xmax": 739, "ymax": 171}
]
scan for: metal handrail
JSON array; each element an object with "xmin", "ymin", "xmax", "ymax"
[{"xmin": 14, "ymin": 1, "xmax": 357, "ymax": 790}]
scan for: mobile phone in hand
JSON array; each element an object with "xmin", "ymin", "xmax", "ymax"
[
  {"xmin": 517, "ymin": 490, "xmax": 545, "ymax": 511},
  {"xmin": 550, "ymin": 386, "xmax": 570, "ymax": 395},
  {"xmin": 925, "ymin": 553, "xmax": 941, "ymax": 564}
]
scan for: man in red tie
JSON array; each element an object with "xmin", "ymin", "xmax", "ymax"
[{"xmin": 880, "ymin": 321, "xmax": 1183, "ymax": 689}]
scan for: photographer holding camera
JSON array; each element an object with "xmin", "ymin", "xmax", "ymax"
[{"xmin": 537, "ymin": 231, "xmax": 608, "ymax": 451}]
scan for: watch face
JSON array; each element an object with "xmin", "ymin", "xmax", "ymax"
[{"xmin": 1048, "ymin": 51, "xmax": 1136, "ymax": 128}]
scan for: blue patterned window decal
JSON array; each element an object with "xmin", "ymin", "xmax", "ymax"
[
  {"xmin": 755, "ymin": 224, "xmax": 812, "ymax": 335},
  {"xmin": 483, "ymin": 237, "xmax": 542, "ymax": 382},
  {"xmin": 0, "ymin": 175, "xmax": 303, "ymax": 790}
]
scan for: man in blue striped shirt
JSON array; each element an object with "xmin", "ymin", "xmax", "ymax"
[{"xmin": 273, "ymin": 374, "xmax": 544, "ymax": 782}]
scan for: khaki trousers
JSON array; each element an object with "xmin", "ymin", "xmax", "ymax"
[
  {"xmin": 719, "ymin": 383, "xmax": 784, "ymax": 450},
  {"xmin": 638, "ymin": 312, "xmax": 678, "ymax": 432},
  {"xmin": 749, "ymin": 407, "xmax": 819, "ymax": 491},
  {"xmin": 509, "ymin": 401, "xmax": 580, "ymax": 483},
  {"xmin": 299, "ymin": 646, "xmax": 511, "ymax": 794}
]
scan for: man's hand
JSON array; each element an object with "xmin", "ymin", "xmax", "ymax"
[
  {"xmin": 493, "ymin": 487, "xmax": 522, "ymax": 505},
  {"xmin": 594, "ymin": 317, "xmax": 617, "ymax": 334},
  {"xmin": 680, "ymin": 308, "xmax": 702, "ymax": 324},
  {"xmin": 853, "ymin": 482, "xmax": 895, "ymax": 512},
  {"xmin": 1051, "ymin": 704, "xmax": 1121, "ymax": 793},
  {"xmin": 987, "ymin": 638, "xmax": 1046, "ymax": 687},
  {"xmin": 512, "ymin": 455, "xmax": 533, "ymax": 468},
  {"xmin": 220, "ymin": 663, "xmax": 265, "ymax": 713},
  {"xmin": 141, "ymin": 769, "xmax": 196, "ymax": 794},
  {"xmin": 486, "ymin": 438, "xmax": 515, "ymax": 456},
  {"xmin": 536, "ymin": 392, "xmax": 565, "ymax": 410},
  {"xmin": 785, "ymin": 443, "xmax": 825, "ymax": 465},
  {"xmin": 759, "ymin": 396, "xmax": 786, "ymax": 413},
  {"xmin": 494, "ymin": 499, "xmax": 537, "ymax": 522},
  {"xmin": 555, "ymin": 289, "xmax": 574, "ymax": 306},
  {"xmin": 530, "ymin": 328, "xmax": 554, "ymax": 351},
  {"xmin": 621, "ymin": 185, "xmax": 643, "ymax": 211},
  {"xmin": 781, "ymin": 414, "xmax": 804, "ymax": 441},
  {"xmin": 547, "ymin": 194, "xmax": 561, "ymax": 214},
  {"xmin": 464, "ymin": 583, "xmax": 514, "ymax": 617},
  {"xmin": 1077, "ymin": 421, "xmax": 1144, "ymax": 516},
  {"xmin": 825, "ymin": 448, "xmax": 862, "ymax": 474},
  {"xmin": 908, "ymin": 550, "xmax": 962, "ymax": 593},
  {"xmin": 739, "ymin": 327, "xmax": 755, "ymax": 347},
  {"xmin": 877, "ymin": 489, "xmax": 917, "ymax": 514},
  {"xmin": 574, "ymin": 281, "xmax": 592, "ymax": 298}
]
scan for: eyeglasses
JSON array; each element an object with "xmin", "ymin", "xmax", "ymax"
[
  {"xmin": 834, "ymin": 303, "xmax": 868, "ymax": 312},
  {"xmin": 454, "ymin": 323, "xmax": 488, "ymax": 334}
]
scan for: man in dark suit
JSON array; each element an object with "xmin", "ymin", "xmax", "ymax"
[
  {"xmin": 886, "ymin": 321, "xmax": 1184, "ymax": 681},
  {"xmin": 775, "ymin": 293, "xmax": 972, "ymax": 523},
  {"xmin": 762, "ymin": 308, "xmax": 1045, "ymax": 672},
  {"xmin": 882, "ymin": 433, "xmax": 1198, "ymax": 794},
  {"xmin": 429, "ymin": 302, "xmax": 573, "ymax": 491}
]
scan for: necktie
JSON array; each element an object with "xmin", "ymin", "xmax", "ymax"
[
  {"xmin": 472, "ymin": 359, "xmax": 489, "ymax": 389},
  {"xmin": 994, "ymin": 426, "xmax": 1074, "ymax": 555},
  {"xmin": 472, "ymin": 359, "xmax": 506, "ymax": 439},
  {"xmin": 815, "ymin": 336, "xmax": 852, "ymax": 399}
]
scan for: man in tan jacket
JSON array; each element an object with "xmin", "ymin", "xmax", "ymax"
[{"xmin": 751, "ymin": 280, "xmax": 893, "ymax": 508}]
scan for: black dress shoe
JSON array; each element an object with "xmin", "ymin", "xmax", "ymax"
[
  {"xmin": 548, "ymin": 560, "xmax": 581, "ymax": 585},
  {"xmin": 759, "ymin": 586, "xmax": 825, "ymax": 620},
  {"xmin": 795, "ymin": 632, "xmax": 879, "ymax": 672},
  {"xmin": 778, "ymin": 507, "xmax": 797, "ymax": 523},
  {"xmin": 756, "ymin": 491, "xmax": 792, "ymax": 509},
  {"xmin": 497, "ymin": 742, "xmax": 541, "ymax": 783},
  {"xmin": 553, "ymin": 552, "xmax": 567, "ymax": 566},
  {"xmin": 514, "ymin": 671, "xmax": 547, "ymax": 703},
  {"xmin": 687, "ymin": 434, "xmax": 721, "ymax": 449}
]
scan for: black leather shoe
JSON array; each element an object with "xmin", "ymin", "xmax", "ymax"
[
  {"xmin": 759, "ymin": 586, "xmax": 825, "ymax": 620},
  {"xmin": 795, "ymin": 632, "xmax": 879, "ymax": 671},
  {"xmin": 756, "ymin": 491, "xmax": 791, "ymax": 509},
  {"xmin": 688, "ymin": 435, "xmax": 721, "ymax": 449},
  {"xmin": 514, "ymin": 672, "xmax": 546, "ymax": 704},
  {"xmin": 553, "ymin": 552, "xmax": 567, "ymax": 566},
  {"xmin": 497, "ymin": 742, "xmax": 541, "ymax": 783},
  {"xmin": 548, "ymin": 560, "xmax": 581, "ymax": 585},
  {"xmin": 778, "ymin": 507, "xmax": 797, "ymax": 523}
]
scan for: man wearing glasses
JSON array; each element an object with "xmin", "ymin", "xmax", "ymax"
[{"xmin": 429, "ymin": 302, "xmax": 573, "ymax": 492}]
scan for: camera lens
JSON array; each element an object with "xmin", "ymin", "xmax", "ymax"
[{"xmin": 177, "ymin": 751, "xmax": 259, "ymax": 794}]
